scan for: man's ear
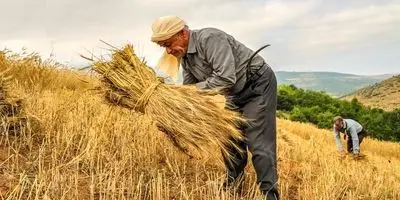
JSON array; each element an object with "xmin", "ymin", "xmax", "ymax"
[{"xmin": 182, "ymin": 28, "xmax": 189, "ymax": 39}]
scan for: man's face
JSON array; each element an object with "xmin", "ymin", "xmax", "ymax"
[
  {"xmin": 157, "ymin": 30, "xmax": 188, "ymax": 58},
  {"xmin": 335, "ymin": 120, "xmax": 343, "ymax": 130}
]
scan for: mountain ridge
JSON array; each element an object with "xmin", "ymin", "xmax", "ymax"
[
  {"xmin": 342, "ymin": 75, "xmax": 400, "ymax": 111},
  {"xmin": 275, "ymin": 71, "xmax": 395, "ymax": 97}
]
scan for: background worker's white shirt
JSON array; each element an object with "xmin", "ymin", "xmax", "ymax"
[{"xmin": 333, "ymin": 119, "xmax": 363, "ymax": 153}]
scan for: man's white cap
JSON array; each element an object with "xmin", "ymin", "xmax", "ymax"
[
  {"xmin": 151, "ymin": 15, "xmax": 186, "ymax": 79},
  {"xmin": 151, "ymin": 15, "xmax": 185, "ymax": 42}
]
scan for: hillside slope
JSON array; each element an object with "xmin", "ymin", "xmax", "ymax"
[
  {"xmin": 0, "ymin": 51, "xmax": 399, "ymax": 200},
  {"xmin": 343, "ymin": 75, "xmax": 400, "ymax": 111},
  {"xmin": 275, "ymin": 71, "xmax": 392, "ymax": 97}
]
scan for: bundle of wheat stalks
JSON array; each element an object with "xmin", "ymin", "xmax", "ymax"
[{"xmin": 85, "ymin": 44, "xmax": 245, "ymax": 162}]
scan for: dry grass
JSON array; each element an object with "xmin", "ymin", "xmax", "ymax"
[
  {"xmin": 0, "ymin": 50, "xmax": 95, "ymax": 93},
  {"xmin": 277, "ymin": 120, "xmax": 400, "ymax": 200},
  {"xmin": 0, "ymin": 50, "xmax": 399, "ymax": 199}
]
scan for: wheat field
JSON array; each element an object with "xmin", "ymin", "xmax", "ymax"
[{"xmin": 0, "ymin": 52, "xmax": 399, "ymax": 200}]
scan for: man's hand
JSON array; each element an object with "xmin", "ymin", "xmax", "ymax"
[
  {"xmin": 167, "ymin": 84, "xmax": 226, "ymax": 108},
  {"xmin": 351, "ymin": 152, "xmax": 364, "ymax": 160},
  {"xmin": 352, "ymin": 152, "xmax": 360, "ymax": 157},
  {"xmin": 208, "ymin": 95, "xmax": 226, "ymax": 109},
  {"xmin": 207, "ymin": 94, "xmax": 226, "ymax": 109}
]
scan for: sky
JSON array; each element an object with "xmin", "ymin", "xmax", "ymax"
[{"xmin": 0, "ymin": 0, "xmax": 399, "ymax": 75}]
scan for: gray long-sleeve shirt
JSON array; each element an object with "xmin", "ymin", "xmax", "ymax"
[
  {"xmin": 333, "ymin": 119, "xmax": 363, "ymax": 153},
  {"xmin": 181, "ymin": 28, "xmax": 266, "ymax": 95}
]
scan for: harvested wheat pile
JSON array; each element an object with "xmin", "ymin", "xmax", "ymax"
[{"xmin": 85, "ymin": 44, "xmax": 245, "ymax": 163}]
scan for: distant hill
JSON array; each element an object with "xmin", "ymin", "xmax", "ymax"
[
  {"xmin": 342, "ymin": 75, "xmax": 400, "ymax": 111},
  {"xmin": 275, "ymin": 71, "xmax": 393, "ymax": 97}
]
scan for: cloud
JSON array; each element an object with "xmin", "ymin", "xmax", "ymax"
[
  {"xmin": 295, "ymin": 4, "xmax": 400, "ymax": 50},
  {"xmin": 0, "ymin": 0, "xmax": 399, "ymax": 74}
]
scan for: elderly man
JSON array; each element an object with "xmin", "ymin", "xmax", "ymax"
[
  {"xmin": 150, "ymin": 15, "xmax": 279, "ymax": 200},
  {"xmin": 333, "ymin": 116, "xmax": 367, "ymax": 157}
]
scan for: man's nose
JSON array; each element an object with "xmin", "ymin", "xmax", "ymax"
[{"xmin": 166, "ymin": 47, "xmax": 172, "ymax": 54}]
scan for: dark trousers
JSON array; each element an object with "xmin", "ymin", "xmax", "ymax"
[
  {"xmin": 223, "ymin": 65, "xmax": 279, "ymax": 199},
  {"xmin": 347, "ymin": 129, "xmax": 366, "ymax": 153}
]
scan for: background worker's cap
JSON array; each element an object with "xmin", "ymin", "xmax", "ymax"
[{"xmin": 151, "ymin": 15, "xmax": 185, "ymax": 42}]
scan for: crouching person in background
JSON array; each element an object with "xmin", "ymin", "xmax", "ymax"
[{"xmin": 333, "ymin": 116, "xmax": 367, "ymax": 158}]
